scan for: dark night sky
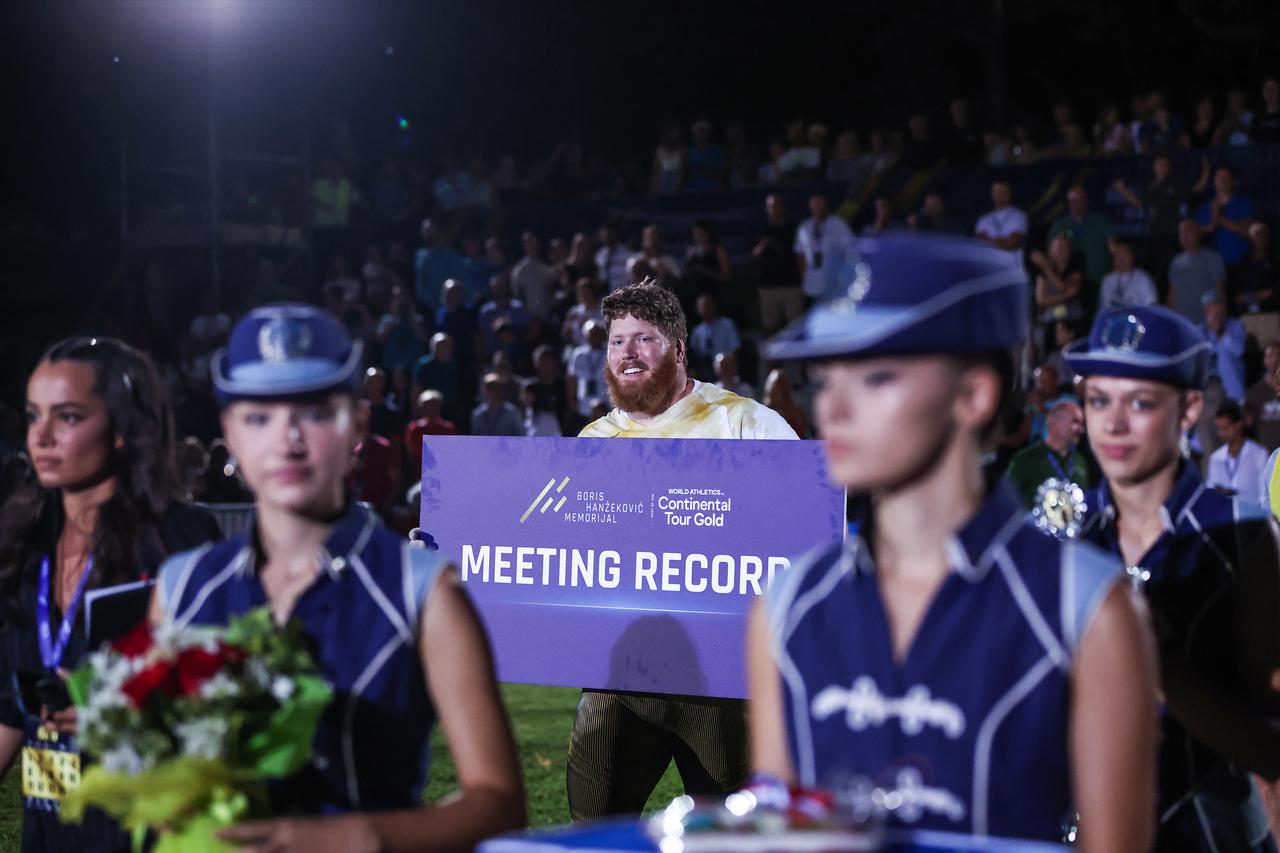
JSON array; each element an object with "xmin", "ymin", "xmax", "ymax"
[{"xmin": 1, "ymin": 0, "xmax": 1278, "ymax": 400}]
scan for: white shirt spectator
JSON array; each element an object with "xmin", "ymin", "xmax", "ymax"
[
  {"xmin": 523, "ymin": 409, "xmax": 562, "ymax": 437},
  {"xmin": 1206, "ymin": 438, "xmax": 1271, "ymax": 499},
  {"xmin": 562, "ymin": 304, "xmax": 605, "ymax": 351},
  {"xmin": 595, "ymin": 244, "xmax": 632, "ymax": 292},
  {"xmin": 794, "ymin": 215, "xmax": 855, "ymax": 298},
  {"xmin": 510, "ymin": 256, "xmax": 558, "ymax": 321},
  {"xmin": 974, "ymin": 206, "xmax": 1029, "ymax": 265},
  {"xmin": 1099, "ymin": 268, "xmax": 1159, "ymax": 311},
  {"xmin": 689, "ymin": 317, "xmax": 742, "ymax": 364},
  {"xmin": 568, "ymin": 344, "xmax": 607, "ymax": 417}
]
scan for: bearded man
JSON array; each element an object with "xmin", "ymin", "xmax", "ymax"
[{"xmin": 568, "ymin": 280, "xmax": 797, "ymax": 818}]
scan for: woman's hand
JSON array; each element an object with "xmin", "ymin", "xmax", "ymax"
[
  {"xmin": 41, "ymin": 705, "xmax": 76, "ymax": 736},
  {"xmin": 218, "ymin": 814, "xmax": 379, "ymax": 853}
]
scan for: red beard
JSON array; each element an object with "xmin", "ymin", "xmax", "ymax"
[{"xmin": 604, "ymin": 346, "xmax": 682, "ymax": 415}]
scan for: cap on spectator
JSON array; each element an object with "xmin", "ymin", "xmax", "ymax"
[
  {"xmin": 765, "ymin": 233, "xmax": 1028, "ymax": 361},
  {"xmin": 1062, "ymin": 305, "xmax": 1212, "ymax": 390},
  {"xmin": 1200, "ymin": 290, "xmax": 1225, "ymax": 306},
  {"xmin": 212, "ymin": 304, "xmax": 363, "ymax": 405}
]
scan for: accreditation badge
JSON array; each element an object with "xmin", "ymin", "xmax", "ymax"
[
  {"xmin": 21, "ymin": 720, "xmax": 79, "ymax": 811},
  {"xmin": 1031, "ymin": 477, "xmax": 1087, "ymax": 541}
]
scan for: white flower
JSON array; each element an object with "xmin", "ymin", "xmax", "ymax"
[
  {"xmin": 247, "ymin": 659, "xmax": 273, "ymax": 690},
  {"xmin": 270, "ymin": 676, "xmax": 295, "ymax": 703},
  {"xmin": 197, "ymin": 672, "xmax": 241, "ymax": 700},
  {"xmin": 101, "ymin": 743, "xmax": 146, "ymax": 776},
  {"xmin": 174, "ymin": 716, "xmax": 230, "ymax": 761}
]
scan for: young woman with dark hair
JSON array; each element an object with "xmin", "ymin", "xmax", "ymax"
[{"xmin": 0, "ymin": 336, "xmax": 221, "ymax": 851}]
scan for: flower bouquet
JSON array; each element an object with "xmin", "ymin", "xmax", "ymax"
[{"xmin": 61, "ymin": 608, "xmax": 332, "ymax": 852}]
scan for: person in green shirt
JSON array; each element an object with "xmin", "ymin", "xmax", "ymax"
[
  {"xmin": 1006, "ymin": 398, "xmax": 1090, "ymax": 508},
  {"xmin": 1048, "ymin": 184, "xmax": 1115, "ymax": 285}
]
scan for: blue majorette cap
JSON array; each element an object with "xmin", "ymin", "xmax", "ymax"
[
  {"xmin": 765, "ymin": 233, "xmax": 1029, "ymax": 361},
  {"xmin": 212, "ymin": 304, "xmax": 364, "ymax": 404},
  {"xmin": 1063, "ymin": 305, "xmax": 1212, "ymax": 390}
]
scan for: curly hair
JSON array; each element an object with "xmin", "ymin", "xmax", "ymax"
[
  {"xmin": 600, "ymin": 278, "xmax": 688, "ymax": 351},
  {"xmin": 0, "ymin": 337, "xmax": 180, "ymax": 621}
]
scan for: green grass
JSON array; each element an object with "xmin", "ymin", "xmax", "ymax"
[{"xmin": 0, "ymin": 684, "xmax": 683, "ymax": 850}]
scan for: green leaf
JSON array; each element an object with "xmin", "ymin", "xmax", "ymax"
[
  {"xmin": 65, "ymin": 666, "xmax": 94, "ymax": 708},
  {"xmin": 242, "ymin": 675, "xmax": 333, "ymax": 778}
]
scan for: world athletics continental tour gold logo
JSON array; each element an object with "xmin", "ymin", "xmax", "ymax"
[{"xmin": 519, "ymin": 476, "xmax": 571, "ymax": 523}]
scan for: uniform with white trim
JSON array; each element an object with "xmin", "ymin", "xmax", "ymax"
[
  {"xmin": 157, "ymin": 505, "xmax": 444, "ymax": 813},
  {"xmin": 765, "ymin": 234, "xmax": 1129, "ymax": 843},
  {"xmin": 1067, "ymin": 306, "xmax": 1280, "ymax": 852}
]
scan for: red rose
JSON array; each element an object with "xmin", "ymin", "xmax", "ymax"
[
  {"xmin": 113, "ymin": 621, "xmax": 155, "ymax": 658},
  {"xmin": 175, "ymin": 647, "xmax": 226, "ymax": 696},
  {"xmin": 121, "ymin": 661, "xmax": 177, "ymax": 708},
  {"xmin": 216, "ymin": 642, "xmax": 247, "ymax": 666}
]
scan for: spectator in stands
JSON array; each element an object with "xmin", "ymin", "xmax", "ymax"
[
  {"xmin": 348, "ymin": 400, "xmax": 401, "ymax": 517},
  {"xmin": 860, "ymin": 195, "xmax": 901, "ymax": 237},
  {"xmin": 1004, "ymin": 399, "xmax": 1089, "ymax": 508},
  {"xmin": 566, "ymin": 320, "xmax": 607, "ymax": 421},
  {"xmin": 1201, "ymin": 290, "xmax": 1247, "ymax": 403},
  {"xmin": 627, "ymin": 224, "xmax": 682, "ymax": 284},
  {"xmin": 432, "ymin": 158, "xmax": 474, "ymax": 211},
  {"xmin": 1168, "ymin": 217, "xmax": 1227, "ymax": 324},
  {"xmin": 684, "ymin": 220, "xmax": 732, "ymax": 302},
  {"xmin": 855, "ymin": 128, "xmax": 899, "ymax": 177},
  {"xmin": 1026, "ymin": 363, "xmax": 1078, "ymax": 444},
  {"xmin": 413, "ymin": 218, "xmax": 466, "ymax": 315},
  {"xmin": 1189, "ymin": 96, "xmax": 1217, "ymax": 150},
  {"xmin": 1205, "ymin": 401, "xmax": 1270, "ymax": 498},
  {"xmin": 486, "ymin": 350, "xmax": 521, "ymax": 405},
  {"xmin": 754, "ymin": 194, "xmax": 804, "ymax": 334},
  {"xmin": 562, "ymin": 277, "xmax": 605, "ymax": 353},
  {"xmin": 485, "ymin": 236, "xmax": 509, "ymax": 275},
  {"xmin": 974, "ymin": 178, "xmax": 1029, "ymax": 265},
  {"xmin": 1113, "ymin": 153, "xmax": 1199, "ymax": 280},
  {"xmin": 412, "ymin": 332, "xmax": 460, "ymax": 420},
  {"xmin": 1137, "ymin": 97, "xmax": 1188, "ymax": 154},
  {"xmin": 596, "ymin": 221, "xmax": 633, "ymax": 293},
  {"xmin": 436, "ymin": 279, "xmax": 478, "ymax": 374},
  {"xmin": 471, "ymin": 373, "xmax": 523, "ymax": 436},
  {"xmin": 204, "ymin": 439, "xmax": 253, "ymax": 504},
  {"xmin": 1217, "ymin": 88, "xmax": 1255, "ymax": 146},
  {"xmin": 1042, "ymin": 320, "xmax": 1086, "ymax": 383},
  {"xmin": 1196, "ymin": 165, "xmax": 1254, "ymax": 267},
  {"xmin": 1128, "ymin": 92, "xmax": 1153, "ymax": 151},
  {"xmin": 1244, "ymin": 341, "xmax": 1280, "ymax": 453},
  {"xmin": 778, "ymin": 121, "xmax": 821, "ymax": 181},
  {"xmin": 762, "ymin": 369, "xmax": 809, "ymax": 438},
  {"xmin": 460, "ymin": 235, "xmax": 502, "ymax": 306},
  {"xmin": 338, "ymin": 291, "xmax": 375, "ymax": 350},
  {"xmin": 376, "ymin": 285, "xmax": 428, "ymax": 375},
  {"xmin": 725, "ymin": 124, "xmax": 758, "ymax": 190},
  {"xmin": 713, "ymin": 351, "xmax": 754, "ymax": 400},
  {"xmin": 324, "ymin": 254, "xmax": 362, "ymax": 302},
  {"xmin": 562, "ymin": 233, "xmax": 597, "ymax": 292},
  {"xmin": 1048, "ymin": 184, "xmax": 1114, "ymax": 285},
  {"xmin": 186, "ymin": 292, "xmax": 232, "ymax": 382},
  {"xmin": 1237, "ymin": 222, "xmax": 1279, "ymax": 312},
  {"xmin": 362, "ymin": 367, "xmax": 403, "ymax": 440},
  {"xmin": 369, "ymin": 156, "xmax": 415, "ymax": 224},
  {"xmin": 941, "ymin": 98, "xmax": 983, "ymax": 165},
  {"xmin": 530, "ymin": 345, "xmax": 569, "ymax": 430},
  {"xmin": 900, "ymin": 113, "xmax": 941, "ymax": 170},
  {"xmin": 478, "ymin": 273, "xmax": 532, "ymax": 358},
  {"xmin": 1099, "ymin": 240, "xmax": 1158, "ymax": 311},
  {"xmin": 310, "ymin": 157, "xmax": 362, "ymax": 228},
  {"xmin": 1251, "ymin": 77, "xmax": 1280, "ymax": 144},
  {"xmin": 685, "ymin": 119, "xmax": 725, "ymax": 191},
  {"xmin": 908, "ymin": 192, "xmax": 965, "ymax": 235},
  {"xmin": 689, "ymin": 293, "xmax": 741, "ymax": 380},
  {"xmin": 795, "ymin": 191, "xmax": 855, "ymax": 301},
  {"xmin": 519, "ymin": 378, "xmax": 561, "ymax": 437},
  {"xmin": 825, "ymin": 131, "xmax": 862, "ymax": 182},
  {"xmin": 1094, "ymin": 102, "xmax": 1131, "ymax": 156},
  {"xmin": 650, "ymin": 123, "xmax": 685, "ymax": 194},
  {"xmin": 1030, "ymin": 234, "xmax": 1086, "ymax": 346},
  {"xmin": 404, "ymin": 390, "xmax": 457, "ymax": 471},
  {"xmin": 511, "ymin": 231, "xmax": 557, "ymax": 321},
  {"xmin": 757, "ymin": 140, "xmax": 785, "ymax": 185}
]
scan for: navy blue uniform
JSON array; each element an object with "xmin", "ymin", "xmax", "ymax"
[
  {"xmin": 158, "ymin": 504, "xmax": 444, "ymax": 813},
  {"xmin": 767, "ymin": 483, "xmax": 1120, "ymax": 843},
  {"xmin": 1081, "ymin": 463, "xmax": 1280, "ymax": 852}
]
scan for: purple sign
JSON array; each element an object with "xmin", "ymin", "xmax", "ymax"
[{"xmin": 421, "ymin": 436, "xmax": 845, "ymax": 698}]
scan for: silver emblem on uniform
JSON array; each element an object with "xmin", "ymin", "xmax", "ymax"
[
  {"xmin": 1031, "ymin": 477, "xmax": 1087, "ymax": 540},
  {"xmin": 1125, "ymin": 565, "xmax": 1152, "ymax": 586},
  {"xmin": 258, "ymin": 317, "xmax": 313, "ymax": 363}
]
